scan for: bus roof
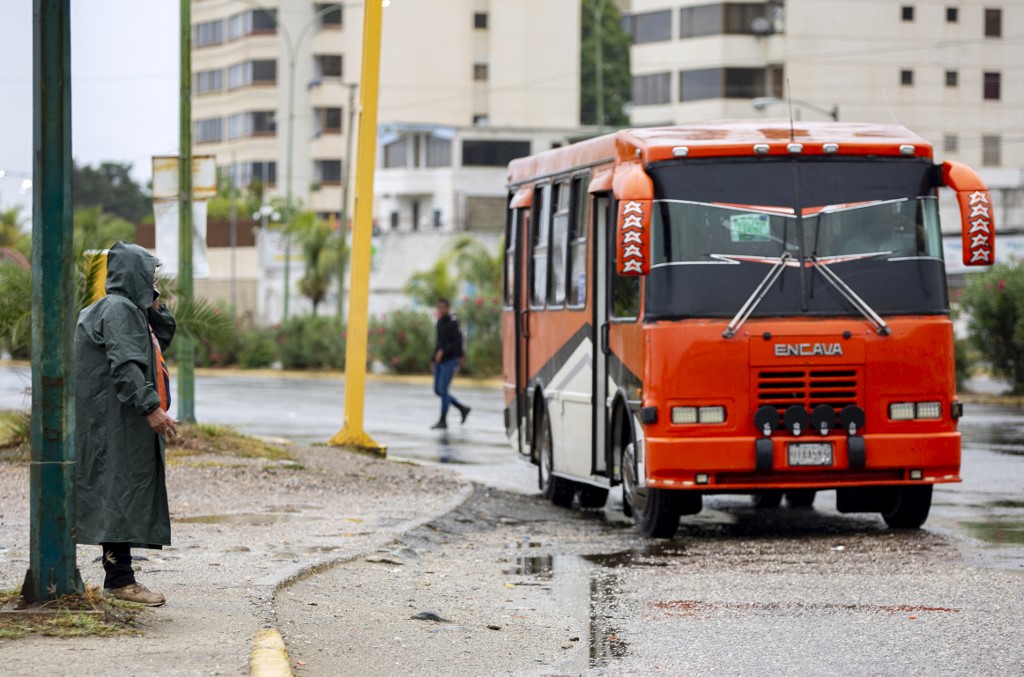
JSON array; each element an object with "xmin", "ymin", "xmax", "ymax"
[{"xmin": 507, "ymin": 120, "xmax": 934, "ymax": 188}]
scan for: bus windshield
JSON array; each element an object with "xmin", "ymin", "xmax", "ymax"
[{"xmin": 644, "ymin": 158, "xmax": 948, "ymax": 321}]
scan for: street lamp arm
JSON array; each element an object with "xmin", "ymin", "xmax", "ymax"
[{"xmin": 751, "ymin": 96, "xmax": 838, "ymax": 121}]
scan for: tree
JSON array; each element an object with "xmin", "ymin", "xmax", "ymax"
[
  {"xmin": 581, "ymin": 0, "xmax": 632, "ymax": 128},
  {"xmin": 294, "ymin": 212, "xmax": 346, "ymax": 316},
  {"xmin": 0, "ymin": 207, "xmax": 28, "ymax": 249},
  {"xmin": 405, "ymin": 260, "xmax": 458, "ymax": 308},
  {"xmin": 73, "ymin": 206, "xmax": 137, "ymax": 252},
  {"xmin": 961, "ymin": 264, "xmax": 1024, "ymax": 393},
  {"xmin": 73, "ymin": 160, "xmax": 150, "ymax": 224},
  {"xmin": 450, "ymin": 235, "xmax": 503, "ymax": 298}
]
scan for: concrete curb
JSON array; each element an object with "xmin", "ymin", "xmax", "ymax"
[{"xmin": 246, "ymin": 477, "xmax": 476, "ymax": 676}]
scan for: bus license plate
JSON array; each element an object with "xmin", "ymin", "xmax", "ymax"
[{"xmin": 787, "ymin": 442, "xmax": 833, "ymax": 466}]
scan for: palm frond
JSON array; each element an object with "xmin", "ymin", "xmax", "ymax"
[{"xmin": 168, "ymin": 296, "xmax": 236, "ymax": 344}]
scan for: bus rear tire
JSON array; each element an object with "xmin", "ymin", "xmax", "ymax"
[
  {"xmin": 536, "ymin": 408, "xmax": 575, "ymax": 508},
  {"xmin": 785, "ymin": 490, "xmax": 817, "ymax": 508},
  {"xmin": 578, "ymin": 485, "xmax": 609, "ymax": 509},
  {"xmin": 882, "ymin": 485, "xmax": 932, "ymax": 529},
  {"xmin": 752, "ymin": 491, "xmax": 783, "ymax": 509},
  {"xmin": 622, "ymin": 441, "xmax": 681, "ymax": 538}
]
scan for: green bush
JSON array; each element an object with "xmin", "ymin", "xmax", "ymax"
[
  {"xmin": 456, "ymin": 295, "xmax": 502, "ymax": 377},
  {"xmin": 276, "ymin": 315, "xmax": 345, "ymax": 370},
  {"xmin": 368, "ymin": 309, "xmax": 435, "ymax": 374},
  {"xmin": 238, "ymin": 328, "xmax": 278, "ymax": 369},
  {"xmin": 960, "ymin": 263, "xmax": 1024, "ymax": 393}
]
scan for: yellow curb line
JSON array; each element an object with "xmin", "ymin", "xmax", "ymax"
[{"xmin": 250, "ymin": 628, "xmax": 292, "ymax": 677}]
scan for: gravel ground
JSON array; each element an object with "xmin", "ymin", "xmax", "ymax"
[
  {"xmin": 0, "ymin": 445, "xmax": 468, "ymax": 676},
  {"xmin": 277, "ymin": 490, "xmax": 1024, "ymax": 676}
]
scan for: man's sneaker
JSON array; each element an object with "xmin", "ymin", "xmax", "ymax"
[
  {"xmin": 110, "ymin": 583, "xmax": 165, "ymax": 606},
  {"xmin": 430, "ymin": 420, "xmax": 448, "ymax": 430},
  {"xmin": 459, "ymin": 406, "xmax": 472, "ymax": 424}
]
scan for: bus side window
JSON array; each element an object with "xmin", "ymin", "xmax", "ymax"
[
  {"xmin": 503, "ymin": 204, "xmax": 518, "ymax": 308},
  {"xmin": 567, "ymin": 176, "xmax": 589, "ymax": 308},
  {"xmin": 530, "ymin": 185, "xmax": 548, "ymax": 308},
  {"xmin": 611, "ymin": 198, "xmax": 640, "ymax": 319},
  {"xmin": 548, "ymin": 180, "xmax": 570, "ymax": 306}
]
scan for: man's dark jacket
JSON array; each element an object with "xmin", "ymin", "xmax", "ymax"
[
  {"xmin": 435, "ymin": 314, "xmax": 464, "ymax": 361},
  {"xmin": 75, "ymin": 241, "xmax": 175, "ymax": 548}
]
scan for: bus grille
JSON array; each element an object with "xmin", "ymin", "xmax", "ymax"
[{"xmin": 754, "ymin": 368, "xmax": 862, "ymax": 427}]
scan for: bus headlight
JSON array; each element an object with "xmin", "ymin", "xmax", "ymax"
[
  {"xmin": 671, "ymin": 406, "xmax": 725, "ymax": 424},
  {"xmin": 889, "ymin": 401, "xmax": 943, "ymax": 420}
]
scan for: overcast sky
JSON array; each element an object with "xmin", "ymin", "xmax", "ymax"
[{"xmin": 0, "ymin": 1, "xmax": 179, "ymax": 215}]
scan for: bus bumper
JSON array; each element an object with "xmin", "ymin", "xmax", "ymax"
[{"xmin": 642, "ymin": 432, "xmax": 961, "ymax": 491}]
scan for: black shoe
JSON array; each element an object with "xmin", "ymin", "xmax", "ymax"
[
  {"xmin": 458, "ymin": 406, "xmax": 471, "ymax": 424},
  {"xmin": 430, "ymin": 420, "xmax": 448, "ymax": 430}
]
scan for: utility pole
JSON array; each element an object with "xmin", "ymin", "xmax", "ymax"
[
  {"xmin": 22, "ymin": 0, "xmax": 82, "ymax": 603},
  {"xmin": 177, "ymin": 0, "xmax": 196, "ymax": 423},
  {"xmin": 330, "ymin": 0, "xmax": 384, "ymax": 454},
  {"xmin": 338, "ymin": 82, "xmax": 358, "ymax": 322}
]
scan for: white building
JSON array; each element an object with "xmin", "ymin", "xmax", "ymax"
[
  {"xmin": 620, "ymin": 0, "xmax": 1024, "ymax": 278},
  {"xmin": 190, "ymin": 0, "xmax": 583, "ymax": 321}
]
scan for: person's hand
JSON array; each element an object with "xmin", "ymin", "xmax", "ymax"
[
  {"xmin": 146, "ymin": 408, "xmax": 178, "ymax": 438},
  {"xmin": 434, "ymin": 349, "xmax": 443, "ymax": 363}
]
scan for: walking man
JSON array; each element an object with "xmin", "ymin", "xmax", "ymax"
[
  {"xmin": 75, "ymin": 242, "xmax": 178, "ymax": 606},
  {"xmin": 431, "ymin": 298, "xmax": 471, "ymax": 430}
]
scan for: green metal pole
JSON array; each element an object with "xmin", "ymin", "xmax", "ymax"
[
  {"xmin": 23, "ymin": 0, "xmax": 82, "ymax": 603},
  {"xmin": 177, "ymin": 0, "xmax": 196, "ymax": 423},
  {"xmin": 594, "ymin": 0, "xmax": 605, "ymax": 132}
]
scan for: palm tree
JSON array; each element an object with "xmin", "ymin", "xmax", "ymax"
[
  {"xmin": 405, "ymin": 260, "xmax": 459, "ymax": 308},
  {"xmin": 450, "ymin": 235, "xmax": 503, "ymax": 298},
  {"xmin": 293, "ymin": 212, "xmax": 345, "ymax": 316}
]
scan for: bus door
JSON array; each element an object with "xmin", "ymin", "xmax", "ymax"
[
  {"xmin": 503, "ymin": 204, "xmax": 526, "ymax": 456},
  {"xmin": 592, "ymin": 193, "xmax": 612, "ymax": 478}
]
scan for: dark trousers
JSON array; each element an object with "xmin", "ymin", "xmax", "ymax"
[
  {"xmin": 433, "ymin": 357, "xmax": 466, "ymax": 421},
  {"xmin": 100, "ymin": 542, "xmax": 136, "ymax": 589}
]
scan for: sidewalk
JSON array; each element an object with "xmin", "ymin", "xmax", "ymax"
[{"xmin": 0, "ymin": 444, "xmax": 470, "ymax": 676}]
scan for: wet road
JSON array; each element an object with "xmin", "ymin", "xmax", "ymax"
[{"xmin": 1, "ymin": 364, "xmax": 1021, "ymax": 567}]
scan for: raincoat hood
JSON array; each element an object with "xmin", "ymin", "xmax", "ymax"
[{"xmin": 105, "ymin": 241, "xmax": 159, "ymax": 310}]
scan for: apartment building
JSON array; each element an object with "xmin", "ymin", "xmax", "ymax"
[
  {"xmin": 190, "ymin": 0, "xmax": 581, "ymax": 320},
  {"xmin": 620, "ymin": 0, "xmax": 1023, "ymax": 276}
]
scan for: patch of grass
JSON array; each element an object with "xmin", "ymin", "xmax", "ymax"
[
  {"xmin": 0, "ymin": 410, "xmax": 30, "ymax": 462},
  {"xmin": 0, "ymin": 585, "xmax": 144, "ymax": 639},
  {"xmin": 167, "ymin": 423, "xmax": 294, "ymax": 462}
]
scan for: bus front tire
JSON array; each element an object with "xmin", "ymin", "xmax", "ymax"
[
  {"xmin": 536, "ymin": 409, "xmax": 575, "ymax": 508},
  {"xmin": 882, "ymin": 485, "xmax": 932, "ymax": 529},
  {"xmin": 622, "ymin": 441, "xmax": 681, "ymax": 538}
]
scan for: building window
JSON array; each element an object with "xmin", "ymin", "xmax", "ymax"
[
  {"xmin": 384, "ymin": 137, "xmax": 408, "ymax": 168},
  {"xmin": 474, "ymin": 12, "xmax": 487, "ymax": 29},
  {"xmin": 315, "ymin": 54, "xmax": 343, "ymax": 79},
  {"xmin": 315, "ymin": 160, "xmax": 343, "ymax": 184},
  {"xmin": 622, "ymin": 9, "xmax": 672, "ymax": 43},
  {"xmin": 227, "ymin": 9, "xmax": 276, "ymax": 40},
  {"xmin": 982, "ymin": 135, "xmax": 1001, "ymax": 166},
  {"xmin": 984, "ymin": 71, "xmax": 1001, "ymax": 99},
  {"xmin": 228, "ymin": 60, "xmax": 277, "ymax": 89},
  {"xmin": 901, "ymin": 5, "xmax": 914, "ymax": 21},
  {"xmin": 194, "ymin": 117, "xmax": 222, "ymax": 144},
  {"xmin": 317, "ymin": 3, "xmax": 342, "ymax": 27},
  {"xmin": 946, "ymin": 6, "xmax": 958, "ymax": 22},
  {"xmin": 680, "ymin": 68, "xmax": 721, "ymax": 101},
  {"xmin": 632, "ymin": 72, "xmax": 671, "ymax": 105},
  {"xmin": 473, "ymin": 63, "xmax": 489, "ymax": 82},
  {"xmin": 227, "ymin": 161, "xmax": 276, "ymax": 189},
  {"xmin": 945, "ymin": 70, "xmax": 958, "ymax": 87},
  {"xmin": 226, "ymin": 110, "xmax": 276, "ymax": 139},
  {"xmin": 194, "ymin": 20, "xmax": 223, "ymax": 47},
  {"xmin": 677, "ymin": 68, "xmax": 770, "ymax": 102},
  {"xmin": 194, "ymin": 68, "xmax": 223, "ymax": 93},
  {"xmin": 426, "ymin": 136, "xmax": 451, "ymax": 167},
  {"xmin": 943, "ymin": 134, "xmax": 959, "ymax": 153},
  {"xmin": 984, "ymin": 8, "xmax": 1002, "ymax": 37},
  {"xmin": 461, "ymin": 140, "xmax": 531, "ymax": 167},
  {"xmin": 390, "ymin": 211, "xmax": 399, "ymax": 230},
  {"xmin": 315, "ymin": 107, "xmax": 343, "ymax": 135},
  {"xmin": 433, "ymin": 209, "xmax": 443, "ymax": 229},
  {"xmin": 900, "ymin": 69, "xmax": 914, "ymax": 86}
]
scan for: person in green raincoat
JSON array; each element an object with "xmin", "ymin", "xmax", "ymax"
[{"xmin": 75, "ymin": 241, "xmax": 178, "ymax": 606}]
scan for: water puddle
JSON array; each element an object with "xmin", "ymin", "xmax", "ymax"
[
  {"xmin": 175, "ymin": 512, "xmax": 319, "ymax": 525},
  {"xmin": 959, "ymin": 519, "xmax": 1024, "ymax": 545},
  {"xmin": 507, "ymin": 542, "xmax": 688, "ymax": 669},
  {"xmin": 650, "ymin": 600, "xmax": 960, "ymax": 619}
]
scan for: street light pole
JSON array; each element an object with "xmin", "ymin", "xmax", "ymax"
[
  {"xmin": 751, "ymin": 96, "xmax": 839, "ymax": 121},
  {"xmin": 177, "ymin": 0, "xmax": 196, "ymax": 423}
]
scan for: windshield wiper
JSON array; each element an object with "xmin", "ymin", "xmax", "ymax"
[
  {"xmin": 723, "ymin": 252, "xmax": 791, "ymax": 339},
  {"xmin": 810, "ymin": 256, "xmax": 891, "ymax": 336}
]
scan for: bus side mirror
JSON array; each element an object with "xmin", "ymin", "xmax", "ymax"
[
  {"xmin": 614, "ymin": 164, "xmax": 654, "ymax": 276},
  {"xmin": 942, "ymin": 160, "xmax": 995, "ymax": 266}
]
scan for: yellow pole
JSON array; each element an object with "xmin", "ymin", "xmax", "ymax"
[
  {"xmin": 84, "ymin": 249, "xmax": 108, "ymax": 304},
  {"xmin": 329, "ymin": 0, "xmax": 385, "ymax": 455}
]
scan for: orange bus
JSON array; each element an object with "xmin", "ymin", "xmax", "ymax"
[{"xmin": 502, "ymin": 121, "xmax": 995, "ymax": 537}]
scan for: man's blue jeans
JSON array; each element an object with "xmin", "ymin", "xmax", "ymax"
[{"xmin": 434, "ymin": 357, "xmax": 465, "ymax": 421}]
